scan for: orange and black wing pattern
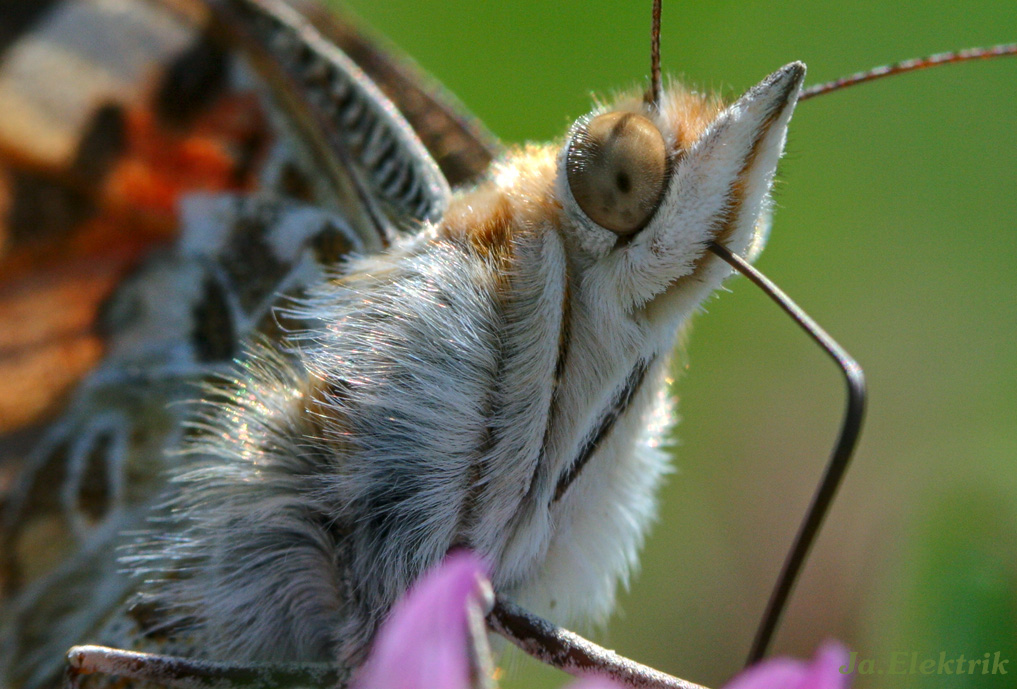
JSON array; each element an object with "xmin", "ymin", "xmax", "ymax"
[
  {"xmin": 0, "ymin": 2, "xmax": 498, "ymax": 686},
  {"xmin": 0, "ymin": 0, "xmax": 498, "ymax": 489},
  {"xmin": 0, "ymin": 0, "xmax": 269, "ymax": 442}
]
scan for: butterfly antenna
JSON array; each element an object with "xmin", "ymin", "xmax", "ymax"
[
  {"xmin": 707, "ymin": 242, "xmax": 867, "ymax": 667},
  {"xmin": 800, "ymin": 43, "xmax": 1017, "ymax": 101},
  {"xmin": 645, "ymin": 0, "xmax": 663, "ymax": 108}
]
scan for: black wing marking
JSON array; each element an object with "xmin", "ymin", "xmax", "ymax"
[
  {"xmin": 293, "ymin": 0, "xmax": 499, "ymax": 188},
  {"xmin": 206, "ymin": 0, "xmax": 455, "ymax": 246}
]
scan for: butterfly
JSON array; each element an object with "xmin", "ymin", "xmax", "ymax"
[
  {"xmin": 433, "ymin": 2, "xmax": 1013, "ymax": 685},
  {"xmin": 1, "ymin": 1, "xmax": 1014, "ymax": 688}
]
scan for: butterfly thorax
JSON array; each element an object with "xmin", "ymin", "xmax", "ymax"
[
  {"xmin": 1, "ymin": 0, "xmax": 805, "ymax": 682},
  {"xmin": 119, "ymin": 72, "xmax": 799, "ymax": 671}
]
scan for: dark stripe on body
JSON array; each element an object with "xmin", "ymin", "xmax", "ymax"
[
  {"xmin": 553, "ymin": 358, "xmax": 652, "ymax": 502},
  {"xmin": 524, "ymin": 260, "xmax": 571, "ymax": 504}
]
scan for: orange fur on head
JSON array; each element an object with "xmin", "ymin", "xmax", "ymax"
[{"xmin": 438, "ymin": 81, "xmax": 724, "ymax": 274}]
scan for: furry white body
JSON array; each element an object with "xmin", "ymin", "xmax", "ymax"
[{"xmin": 144, "ymin": 64, "xmax": 805, "ymax": 669}]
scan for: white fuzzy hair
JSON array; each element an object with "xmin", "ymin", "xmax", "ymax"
[{"xmin": 130, "ymin": 63, "xmax": 804, "ymax": 672}]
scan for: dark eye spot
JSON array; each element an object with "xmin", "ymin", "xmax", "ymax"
[
  {"xmin": 616, "ymin": 170, "xmax": 631, "ymax": 194},
  {"xmin": 565, "ymin": 111, "xmax": 667, "ymax": 235}
]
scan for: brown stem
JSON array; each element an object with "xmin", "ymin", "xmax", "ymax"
[{"xmin": 488, "ymin": 598, "xmax": 710, "ymax": 689}]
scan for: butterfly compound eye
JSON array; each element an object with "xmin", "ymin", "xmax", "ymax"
[{"xmin": 566, "ymin": 111, "xmax": 668, "ymax": 235}]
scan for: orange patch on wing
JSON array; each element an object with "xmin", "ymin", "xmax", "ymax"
[
  {"xmin": 0, "ymin": 260, "xmax": 119, "ymax": 433},
  {"xmin": 104, "ymin": 92, "xmax": 268, "ymax": 222},
  {"xmin": 0, "ymin": 84, "xmax": 272, "ymax": 435}
]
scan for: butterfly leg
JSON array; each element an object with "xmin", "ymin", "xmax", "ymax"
[
  {"xmin": 488, "ymin": 598, "xmax": 707, "ymax": 689},
  {"xmin": 61, "ymin": 597, "xmax": 494, "ymax": 689},
  {"xmin": 64, "ymin": 645, "xmax": 343, "ymax": 689},
  {"xmin": 61, "ymin": 601, "xmax": 704, "ymax": 689}
]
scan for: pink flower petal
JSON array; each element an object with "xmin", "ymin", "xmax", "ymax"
[
  {"xmin": 724, "ymin": 642, "xmax": 852, "ymax": 689},
  {"xmin": 799, "ymin": 643, "xmax": 853, "ymax": 689},
  {"xmin": 354, "ymin": 551, "xmax": 848, "ymax": 689},
  {"xmin": 353, "ymin": 552, "xmax": 491, "ymax": 689}
]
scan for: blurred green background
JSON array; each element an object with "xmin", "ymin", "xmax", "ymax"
[{"xmin": 338, "ymin": 1, "xmax": 1017, "ymax": 687}]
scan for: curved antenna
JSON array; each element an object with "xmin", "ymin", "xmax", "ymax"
[
  {"xmin": 707, "ymin": 242, "xmax": 867, "ymax": 666},
  {"xmin": 645, "ymin": 0, "xmax": 663, "ymax": 108},
  {"xmin": 800, "ymin": 43, "xmax": 1017, "ymax": 101}
]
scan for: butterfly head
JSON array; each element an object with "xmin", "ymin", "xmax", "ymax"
[{"xmin": 554, "ymin": 62, "xmax": 805, "ymax": 331}]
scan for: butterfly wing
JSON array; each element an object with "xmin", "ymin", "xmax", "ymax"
[
  {"xmin": 0, "ymin": 1, "xmax": 498, "ymax": 685},
  {"xmin": 291, "ymin": 0, "xmax": 498, "ymax": 189},
  {"xmin": 0, "ymin": 0, "xmax": 498, "ymax": 442},
  {"xmin": 0, "ymin": 0, "xmax": 266, "ymax": 442}
]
